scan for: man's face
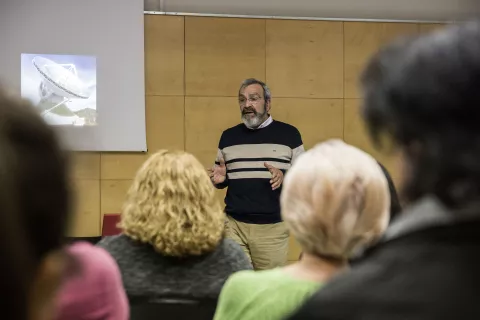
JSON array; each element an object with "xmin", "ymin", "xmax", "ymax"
[{"xmin": 239, "ymin": 84, "xmax": 270, "ymax": 129}]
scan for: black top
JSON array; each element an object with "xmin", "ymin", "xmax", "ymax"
[
  {"xmin": 288, "ymin": 197, "xmax": 480, "ymax": 320},
  {"xmin": 214, "ymin": 120, "xmax": 304, "ymax": 224}
]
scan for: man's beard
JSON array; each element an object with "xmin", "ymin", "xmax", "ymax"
[{"xmin": 241, "ymin": 107, "xmax": 267, "ymax": 129}]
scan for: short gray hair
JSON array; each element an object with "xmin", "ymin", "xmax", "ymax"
[
  {"xmin": 281, "ymin": 139, "xmax": 390, "ymax": 260},
  {"xmin": 239, "ymin": 78, "xmax": 271, "ymax": 102}
]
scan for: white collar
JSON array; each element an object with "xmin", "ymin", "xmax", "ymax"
[{"xmin": 256, "ymin": 115, "xmax": 273, "ymax": 129}]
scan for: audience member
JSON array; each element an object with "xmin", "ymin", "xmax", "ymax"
[
  {"xmin": 289, "ymin": 21, "xmax": 480, "ymax": 320},
  {"xmin": 98, "ymin": 150, "xmax": 252, "ymax": 304},
  {"xmin": 54, "ymin": 241, "xmax": 129, "ymax": 319},
  {"xmin": 299, "ymin": 160, "xmax": 400, "ymax": 261},
  {"xmin": 214, "ymin": 140, "xmax": 390, "ymax": 320},
  {"xmin": 0, "ymin": 89, "xmax": 71, "ymax": 320}
]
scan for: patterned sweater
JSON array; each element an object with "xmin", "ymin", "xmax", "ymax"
[
  {"xmin": 214, "ymin": 120, "xmax": 304, "ymax": 224},
  {"xmin": 97, "ymin": 235, "xmax": 252, "ymax": 303}
]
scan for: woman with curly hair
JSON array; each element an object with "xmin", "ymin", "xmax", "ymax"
[{"xmin": 98, "ymin": 150, "xmax": 252, "ymax": 303}]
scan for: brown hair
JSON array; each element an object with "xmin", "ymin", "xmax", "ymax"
[{"xmin": 0, "ymin": 88, "xmax": 71, "ymax": 319}]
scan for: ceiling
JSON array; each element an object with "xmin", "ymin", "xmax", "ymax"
[{"xmin": 144, "ymin": 0, "xmax": 479, "ymax": 22}]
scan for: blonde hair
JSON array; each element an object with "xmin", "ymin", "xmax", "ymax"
[
  {"xmin": 281, "ymin": 140, "xmax": 390, "ymax": 260},
  {"xmin": 119, "ymin": 150, "xmax": 225, "ymax": 257}
]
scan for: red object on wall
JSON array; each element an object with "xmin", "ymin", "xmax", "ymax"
[{"xmin": 102, "ymin": 214, "xmax": 122, "ymax": 236}]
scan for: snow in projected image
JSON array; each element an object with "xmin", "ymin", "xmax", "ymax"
[{"xmin": 21, "ymin": 53, "xmax": 97, "ymax": 126}]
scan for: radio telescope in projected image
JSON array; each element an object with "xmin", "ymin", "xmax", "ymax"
[{"xmin": 30, "ymin": 55, "xmax": 95, "ymax": 126}]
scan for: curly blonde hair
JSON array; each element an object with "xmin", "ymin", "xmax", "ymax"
[
  {"xmin": 281, "ymin": 140, "xmax": 390, "ymax": 260},
  {"xmin": 119, "ymin": 150, "xmax": 225, "ymax": 257}
]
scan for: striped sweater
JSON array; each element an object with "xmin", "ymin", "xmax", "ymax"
[{"xmin": 214, "ymin": 120, "xmax": 304, "ymax": 224}]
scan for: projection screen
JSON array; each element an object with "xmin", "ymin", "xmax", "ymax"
[{"xmin": 0, "ymin": 0, "xmax": 147, "ymax": 152}]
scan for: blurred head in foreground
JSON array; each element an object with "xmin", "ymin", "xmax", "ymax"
[
  {"xmin": 282, "ymin": 139, "xmax": 390, "ymax": 261},
  {"xmin": 361, "ymin": 21, "xmax": 480, "ymax": 209},
  {"xmin": 119, "ymin": 149, "xmax": 225, "ymax": 257},
  {"xmin": 0, "ymin": 89, "xmax": 71, "ymax": 320}
]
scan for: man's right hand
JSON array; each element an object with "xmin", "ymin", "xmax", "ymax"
[{"xmin": 207, "ymin": 158, "xmax": 227, "ymax": 184}]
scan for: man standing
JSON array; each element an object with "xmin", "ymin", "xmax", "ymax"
[{"xmin": 208, "ymin": 78, "xmax": 304, "ymax": 270}]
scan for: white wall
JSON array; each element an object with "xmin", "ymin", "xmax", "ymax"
[{"xmin": 144, "ymin": 0, "xmax": 479, "ymax": 22}]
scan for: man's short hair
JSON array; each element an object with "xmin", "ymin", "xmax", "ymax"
[{"xmin": 239, "ymin": 78, "xmax": 271, "ymax": 102}]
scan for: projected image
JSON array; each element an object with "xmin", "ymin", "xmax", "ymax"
[{"xmin": 21, "ymin": 53, "xmax": 97, "ymax": 126}]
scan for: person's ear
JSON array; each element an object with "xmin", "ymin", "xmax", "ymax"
[
  {"xmin": 29, "ymin": 250, "xmax": 67, "ymax": 320},
  {"xmin": 266, "ymin": 99, "xmax": 271, "ymax": 113}
]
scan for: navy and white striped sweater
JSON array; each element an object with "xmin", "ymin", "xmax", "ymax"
[{"xmin": 214, "ymin": 120, "xmax": 304, "ymax": 224}]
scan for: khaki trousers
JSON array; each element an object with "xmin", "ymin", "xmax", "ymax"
[{"xmin": 225, "ymin": 215, "xmax": 289, "ymax": 270}]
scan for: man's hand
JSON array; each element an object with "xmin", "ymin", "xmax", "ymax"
[
  {"xmin": 264, "ymin": 162, "xmax": 284, "ymax": 190},
  {"xmin": 207, "ymin": 158, "xmax": 227, "ymax": 184}
]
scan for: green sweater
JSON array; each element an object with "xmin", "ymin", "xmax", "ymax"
[{"xmin": 214, "ymin": 268, "xmax": 322, "ymax": 320}]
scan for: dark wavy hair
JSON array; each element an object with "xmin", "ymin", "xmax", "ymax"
[
  {"xmin": 0, "ymin": 88, "xmax": 71, "ymax": 319},
  {"xmin": 361, "ymin": 21, "xmax": 480, "ymax": 208}
]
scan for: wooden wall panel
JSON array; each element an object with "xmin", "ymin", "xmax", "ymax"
[
  {"xmin": 146, "ymin": 96, "xmax": 185, "ymax": 153},
  {"xmin": 70, "ymin": 152, "xmax": 100, "ymax": 180},
  {"xmin": 343, "ymin": 99, "xmax": 399, "ymax": 182},
  {"xmin": 288, "ymin": 237, "xmax": 302, "ymax": 261},
  {"xmin": 145, "ymin": 15, "xmax": 185, "ymax": 96},
  {"xmin": 273, "ymin": 98, "xmax": 344, "ymax": 149},
  {"xmin": 343, "ymin": 99, "xmax": 368, "ymax": 148},
  {"xmin": 185, "ymin": 97, "xmax": 240, "ymax": 166},
  {"xmin": 185, "ymin": 17, "xmax": 266, "ymax": 97},
  {"xmin": 67, "ymin": 179, "xmax": 101, "ymax": 236},
  {"xmin": 214, "ymin": 189, "xmax": 228, "ymax": 214},
  {"xmin": 101, "ymin": 180, "xmax": 132, "ymax": 215},
  {"xmin": 344, "ymin": 22, "xmax": 418, "ymax": 99},
  {"xmin": 266, "ymin": 20, "xmax": 343, "ymax": 98},
  {"xmin": 101, "ymin": 154, "xmax": 147, "ymax": 180}
]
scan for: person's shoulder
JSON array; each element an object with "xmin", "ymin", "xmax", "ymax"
[
  {"xmin": 222, "ymin": 123, "xmax": 244, "ymax": 135},
  {"xmin": 222, "ymin": 237, "xmax": 244, "ymax": 251},
  {"xmin": 66, "ymin": 242, "xmax": 122, "ymax": 282},
  {"xmin": 220, "ymin": 238, "xmax": 252, "ymax": 258},
  {"xmin": 215, "ymin": 238, "xmax": 253, "ymax": 270},
  {"xmin": 270, "ymin": 120, "xmax": 302, "ymax": 147},
  {"xmin": 96, "ymin": 234, "xmax": 131, "ymax": 253},
  {"xmin": 218, "ymin": 124, "xmax": 245, "ymax": 147},
  {"xmin": 227, "ymin": 266, "xmax": 285, "ymax": 284},
  {"xmin": 57, "ymin": 242, "xmax": 128, "ymax": 320},
  {"xmin": 68, "ymin": 241, "xmax": 110, "ymax": 260},
  {"xmin": 222, "ymin": 268, "xmax": 285, "ymax": 299},
  {"xmin": 272, "ymin": 120, "xmax": 300, "ymax": 133},
  {"xmin": 220, "ymin": 238, "xmax": 249, "ymax": 260},
  {"xmin": 222, "ymin": 269, "xmax": 259, "ymax": 293},
  {"xmin": 288, "ymin": 253, "xmax": 396, "ymax": 319},
  {"xmin": 232, "ymin": 268, "xmax": 283, "ymax": 282},
  {"xmin": 214, "ymin": 269, "xmax": 259, "ymax": 319},
  {"xmin": 227, "ymin": 269, "xmax": 258, "ymax": 282}
]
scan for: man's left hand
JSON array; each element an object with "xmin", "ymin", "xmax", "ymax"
[{"xmin": 264, "ymin": 162, "xmax": 284, "ymax": 190}]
